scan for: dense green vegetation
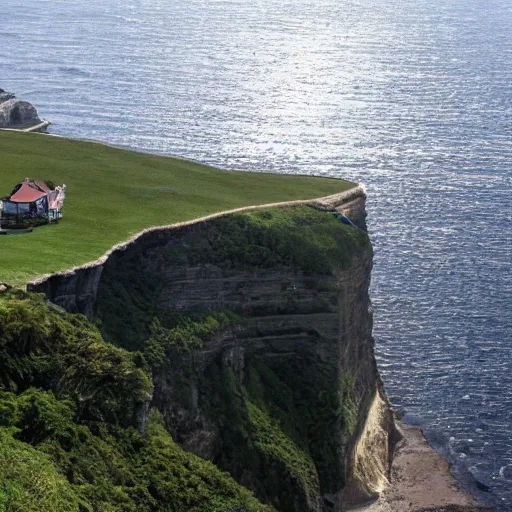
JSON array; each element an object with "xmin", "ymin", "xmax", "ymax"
[
  {"xmin": 0, "ymin": 291, "xmax": 272, "ymax": 512},
  {"xmin": 0, "ymin": 428, "xmax": 78, "ymax": 512},
  {"xmin": 0, "ymin": 292, "xmax": 151, "ymax": 426},
  {"xmin": 245, "ymin": 358, "xmax": 357, "ymax": 494},
  {"xmin": 143, "ymin": 311, "xmax": 239, "ymax": 367},
  {"xmin": 163, "ymin": 206, "xmax": 369, "ymax": 273},
  {"xmin": 97, "ymin": 205, "xmax": 369, "ymax": 350},
  {"xmin": 203, "ymin": 352, "xmax": 357, "ymax": 508},
  {"xmin": 0, "ymin": 131, "xmax": 355, "ymax": 286}
]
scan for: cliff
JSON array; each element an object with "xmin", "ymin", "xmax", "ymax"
[{"xmin": 28, "ymin": 192, "xmax": 397, "ymax": 511}]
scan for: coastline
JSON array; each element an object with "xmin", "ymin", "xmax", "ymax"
[
  {"xmin": 359, "ymin": 421, "xmax": 490, "ymax": 512},
  {"xmin": 2, "ymin": 130, "xmax": 493, "ymax": 511}
]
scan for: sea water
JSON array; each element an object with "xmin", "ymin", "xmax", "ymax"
[{"xmin": 1, "ymin": 0, "xmax": 511, "ymax": 508}]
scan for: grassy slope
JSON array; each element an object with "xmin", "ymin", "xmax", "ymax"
[{"xmin": 0, "ymin": 131, "xmax": 355, "ymax": 285}]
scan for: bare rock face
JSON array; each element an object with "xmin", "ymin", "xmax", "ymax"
[
  {"xmin": 0, "ymin": 98, "xmax": 42, "ymax": 128},
  {"xmin": 31, "ymin": 265, "xmax": 104, "ymax": 318},
  {"xmin": 337, "ymin": 195, "xmax": 367, "ymax": 231}
]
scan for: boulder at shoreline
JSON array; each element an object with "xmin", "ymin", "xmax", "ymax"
[{"xmin": 0, "ymin": 97, "xmax": 42, "ymax": 129}]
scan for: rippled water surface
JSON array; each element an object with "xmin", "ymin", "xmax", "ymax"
[{"xmin": 2, "ymin": 0, "xmax": 512, "ymax": 508}]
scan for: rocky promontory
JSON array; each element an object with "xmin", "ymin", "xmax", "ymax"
[
  {"xmin": 8, "ymin": 187, "xmax": 483, "ymax": 512},
  {"xmin": 0, "ymin": 92, "xmax": 47, "ymax": 130}
]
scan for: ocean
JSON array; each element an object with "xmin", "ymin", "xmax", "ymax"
[{"xmin": 2, "ymin": 0, "xmax": 511, "ymax": 508}]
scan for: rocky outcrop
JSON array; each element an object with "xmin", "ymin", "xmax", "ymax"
[
  {"xmin": 29, "ymin": 197, "xmax": 396, "ymax": 512},
  {"xmin": 0, "ymin": 98, "xmax": 42, "ymax": 129},
  {"xmin": 33, "ymin": 264, "xmax": 103, "ymax": 318},
  {"xmin": 0, "ymin": 282, "xmax": 13, "ymax": 294},
  {"xmin": 336, "ymin": 195, "xmax": 367, "ymax": 231}
]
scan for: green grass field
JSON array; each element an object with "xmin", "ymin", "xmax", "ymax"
[{"xmin": 0, "ymin": 131, "xmax": 355, "ymax": 286}]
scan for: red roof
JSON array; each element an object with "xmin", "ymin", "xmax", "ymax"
[
  {"xmin": 34, "ymin": 180, "xmax": 51, "ymax": 194},
  {"xmin": 10, "ymin": 182, "xmax": 48, "ymax": 203}
]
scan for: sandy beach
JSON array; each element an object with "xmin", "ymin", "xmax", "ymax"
[{"xmin": 357, "ymin": 422, "xmax": 491, "ymax": 512}]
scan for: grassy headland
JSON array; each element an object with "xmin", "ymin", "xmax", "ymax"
[{"xmin": 0, "ymin": 131, "xmax": 355, "ymax": 286}]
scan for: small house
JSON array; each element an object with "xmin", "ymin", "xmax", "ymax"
[{"xmin": 0, "ymin": 178, "xmax": 66, "ymax": 229}]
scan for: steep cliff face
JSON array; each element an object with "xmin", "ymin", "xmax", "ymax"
[{"xmin": 30, "ymin": 196, "xmax": 395, "ymax": 511}]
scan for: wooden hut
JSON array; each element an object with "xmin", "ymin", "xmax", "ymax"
[{"xmin": 0, "ymin": 178, "xmax": 66, "ymax": 229}]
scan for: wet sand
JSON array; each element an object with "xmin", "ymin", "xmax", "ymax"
[{"xmin": 358, "ymin": 422, "xmax": 491, "ymax": 512}]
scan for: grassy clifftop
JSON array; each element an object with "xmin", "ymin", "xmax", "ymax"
[{"xmin": 0, "ymin": 131, "xmax": 355, "ymax": 285}]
